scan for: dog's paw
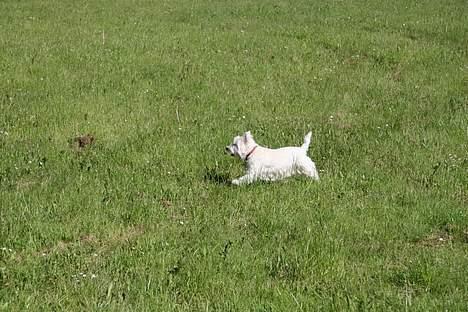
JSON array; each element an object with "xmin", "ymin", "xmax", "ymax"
[{"xmin": 231, "ymin": 179, "xmax": 241, "ymax": 186}]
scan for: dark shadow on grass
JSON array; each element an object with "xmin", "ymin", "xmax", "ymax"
[{"xmin": 203, "ymin": 167, "xmax": 231, "ymax": 185}]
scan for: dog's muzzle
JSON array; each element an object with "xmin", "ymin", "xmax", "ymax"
[{"xmin": 225, "ymin": 146, "xmax": 234, "ymax": 156}]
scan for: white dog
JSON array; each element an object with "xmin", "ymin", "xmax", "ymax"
[{"xmin": 226, "ymin": 131, "xmax": 319, "ymax": 185}]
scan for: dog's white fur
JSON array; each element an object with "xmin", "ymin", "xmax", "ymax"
[{"xmin": 226, "ymin": 131, "xmax": 319, "ymax": 185}]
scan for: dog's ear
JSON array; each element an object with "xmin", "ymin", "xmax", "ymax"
[{"xmin": 243, "ymin": 131, "xmax": 252, "ymax": 141}]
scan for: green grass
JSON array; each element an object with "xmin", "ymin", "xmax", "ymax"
[{"xmin": 1, "ymin": 0, "xmax": 467, "ymax": 310}]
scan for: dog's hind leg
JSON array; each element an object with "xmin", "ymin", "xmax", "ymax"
[{"xmin": 298, "ymin": 156, "xmax": 320, "ymax": 180}]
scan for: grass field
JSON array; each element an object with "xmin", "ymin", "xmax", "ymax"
[{"xmin": 1, "ymin": 0, "xmax": 467, "ymax": 310}]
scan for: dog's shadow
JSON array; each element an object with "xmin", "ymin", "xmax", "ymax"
[{"xmin": 203, "ymin": 167, "xmax": 231, "ymax": 185}]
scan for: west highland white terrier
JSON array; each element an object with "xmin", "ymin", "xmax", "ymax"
[{"xmin": 226, "ymin": 131, "xmax": 319, "ymax": 185}]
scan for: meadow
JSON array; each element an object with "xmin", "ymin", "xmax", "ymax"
[{"xmin": 0, "ymin": 0, "xmax": 467, "ymax": 310}]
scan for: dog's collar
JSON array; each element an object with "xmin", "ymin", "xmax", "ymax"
[{"xmin": 245, "ymin": 146, "xmax": 258, "ymax": 160}]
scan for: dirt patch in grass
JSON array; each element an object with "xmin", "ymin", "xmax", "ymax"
[
  {"xmin": 328, "ymin": 111, "xmax": 355, "ymax": 129},
  {"xmin": 416, "ymin": 224, "xmax": 467, "ymax": 247},
  {"xmin": 33, "ymin": 226, "xmax": 145, "ymax": 258},
  {"xmin": 417, "ymin": 231, "xmax": 453, "ymax": 247},
  {"xmin": 69, "ymin": 134, "xmax": 95, "ymax": 151},
  {"xmin": 107, "ymin": 225, "xmax": 145, "ymax": 245},
  {"xmin": 16, "ymin": 178, "xmax": 38, "ymax": 191}
]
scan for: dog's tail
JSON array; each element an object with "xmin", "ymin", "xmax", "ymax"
[{"xmin": 301, "ymin": 131, "xmax": 312, "ymax": 151}]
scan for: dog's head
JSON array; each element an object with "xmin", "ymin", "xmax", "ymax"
[{"xmin": 225, "ymin": 131, "xmax": 256, "ymax": 160}]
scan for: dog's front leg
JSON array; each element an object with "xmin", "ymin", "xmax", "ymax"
[{"xmin": 232, "ymin": 173, "xmax": 256, "ymax": 186}]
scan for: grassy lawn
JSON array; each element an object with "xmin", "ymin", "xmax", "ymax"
[{"xmin": 1, "ymin": 0, "xmax": 467, "ymax": 310}]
